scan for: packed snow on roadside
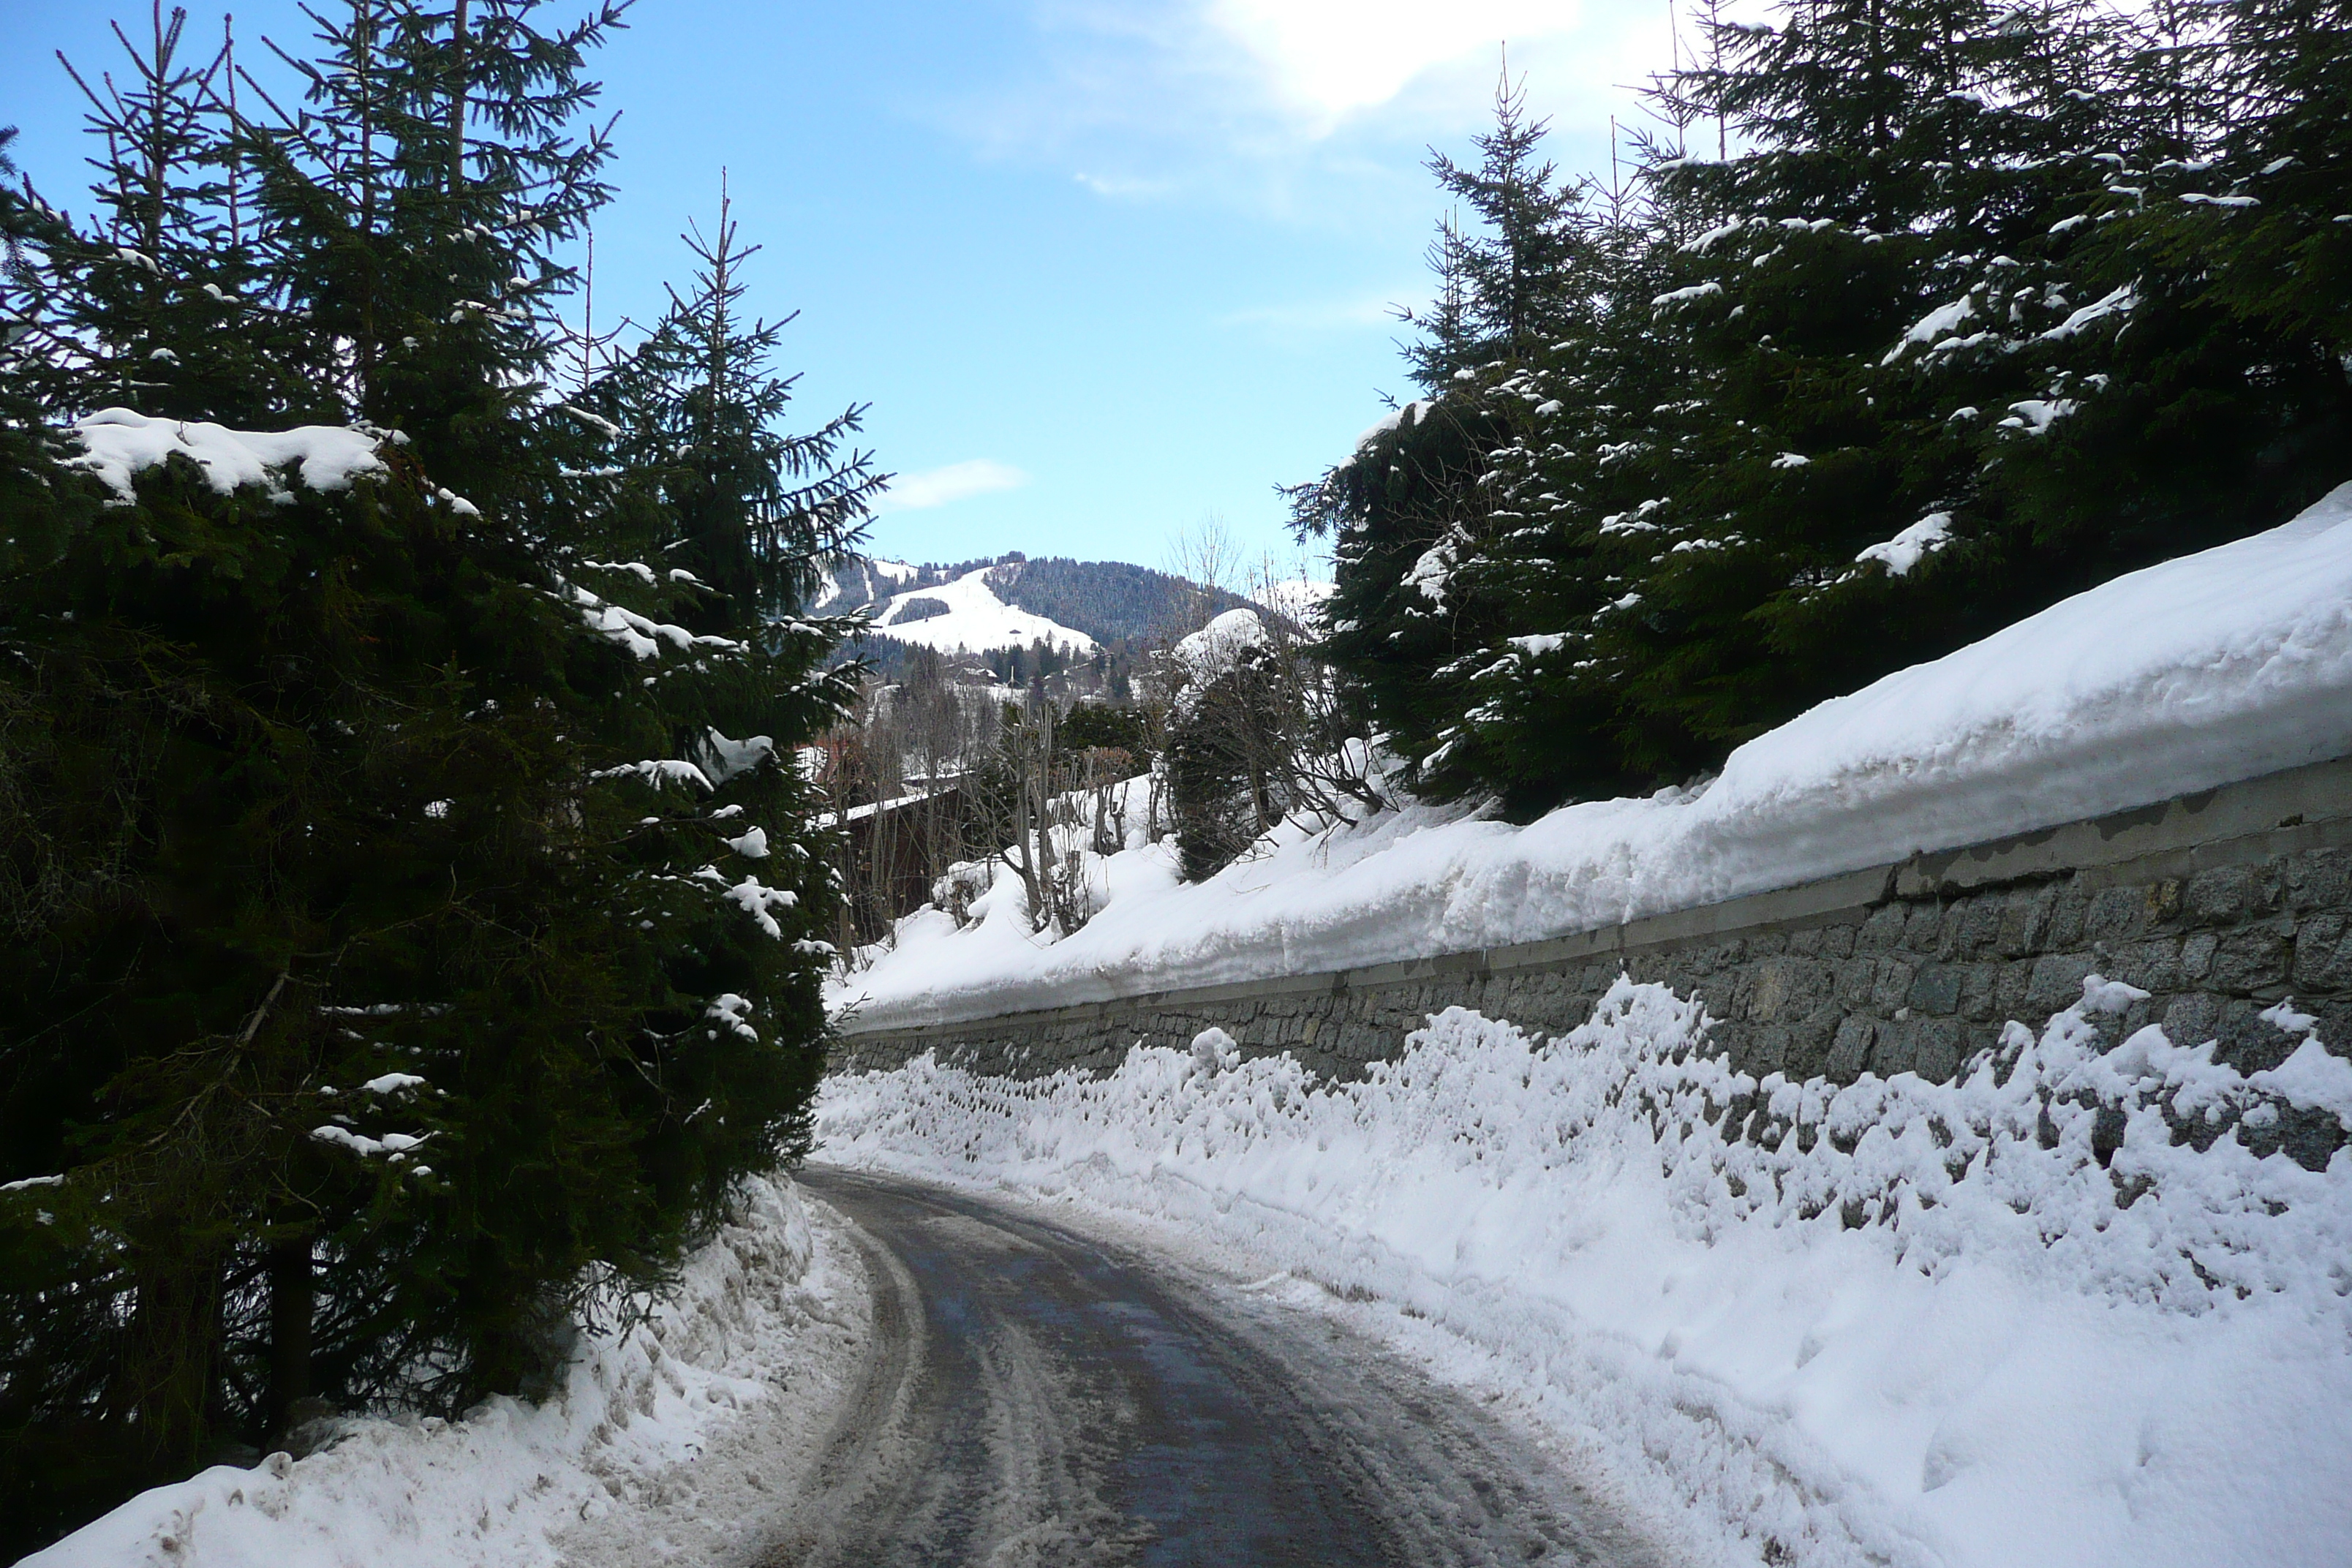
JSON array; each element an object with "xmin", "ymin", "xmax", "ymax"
[
  {"xmin": 26, "ymin": 1177, "xmax": 867, "ymax": 1568},
  {"xmin": 817, "ymin": 976, "xmax": 2352, "ymax": 1568},
  {"xmin": 833, "ymin": 483, "xmax": 2352, "ymax": 1030}
]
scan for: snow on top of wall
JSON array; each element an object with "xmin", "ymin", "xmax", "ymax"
[
  {"xmin": 1719, "ymin": 480, "xmax": 2352, "ymax": 826},
  {"xmin": 70, "ymin": 408, "xmax": 392, "ymax": 505},
  {"xmin": 861, "ymin": 567, "xmax": 1098, "ymax": 656},
  {"xmin": 835, "ymin": 482, "xmax": 2352, "ymax": 1029}
]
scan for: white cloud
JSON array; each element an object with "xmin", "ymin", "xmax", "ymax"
[
  {"xmin": 1220, "ymin": 291, "xmax": 1411, "ymax": 331},
  {"xmin": 875, "ymin": 459, "xmax": 1030, "ymax": 513},
  {"xmin": 1204, "ymin": 0, "xmax": 1594, "ymax": 124},
  {"xmin": 1074, "ymin": 169, "xmax": 1176, "ymax": 199},
  {"xmin": 921, "ymin": 0, "xmax": 1702, "ymax": 225}
]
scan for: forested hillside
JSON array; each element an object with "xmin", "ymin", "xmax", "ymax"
[
  {"xmin": 1295, "ymin": 0, "xmax": 2352, "ymax": 819},
  {"xmin": 995, "ymin": 557, "xmax": 1256, "ymax": 646},
  {"xmin": 0, "ymin": 1, "xmax": 875, "ymax": 1551}
]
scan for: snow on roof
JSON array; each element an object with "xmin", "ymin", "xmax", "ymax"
[
  {"xmin": 69, "ymin": 407, "xmax": 391, "ymax": 505},
  {"xmin": 862, "ymin": 566, "xmax": 1098, "ymax": 656},
  {"xmin": 818, "ymin": 787, "xmax": 954, "ymax": 829}
]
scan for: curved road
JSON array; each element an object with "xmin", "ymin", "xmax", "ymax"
[{"xmin": 769, "ymin": 1167, "xmax": 1667, "ymax": 1568}]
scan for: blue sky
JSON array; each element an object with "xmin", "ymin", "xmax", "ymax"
[{"xmin": 1, "ymin": 0, "xmax": 1685, "ymax": 573}]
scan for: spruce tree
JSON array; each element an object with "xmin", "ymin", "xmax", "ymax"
[
  {"xmin": 1, "ymin": 2, "xmax": 878, "ymax": 1550},
  {"xmin": 0, "ymin": 129, "xmax": 97, "ymax": 558},
  {"xmin": 550, "ymin": 183, "xmax": 881, "ymax": 1243},
  {"xmin": 1404, "ymin": 71, "xmax": 1597, "ymax": 377},
  {"xmin": 589, "ymin": 180, "xmax": 885, "ymax": 622},
  {"xmin": 2058, "ymin": 0, "xmax": 2352, "ymax": 547},
  {"xmin": 1609, "ymin": 0, "xmax": 2129, "ymax": 751},
  {"xmin": 2184, "ymin": 0, "xmax": 2352, "ymax": 358},
  {"xmin": 1, "ymin": 421, "xmax": 632, "ymax": 1527},
  {"xmin": 48, "ymin": 5, "xmax": 295, "ymax": 424},
  {"xmin": 235, "ymin": 0, "xmax": 624, "ymax": 504},
  {"xmin": 1416, "ymin": 221, "xmax": 1714, "ymax": 807},
  {"xmin": 1292, "ymin": 79, "xmax": 1632, "ymax": 815},
  {"xmin": 1299, "ymin": 0, "xmax": 2350, "ymax": 818}
]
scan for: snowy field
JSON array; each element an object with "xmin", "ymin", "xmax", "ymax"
[
  {"xmin": 817, "ymin": 977, "xmax": 2352, "ymax": 1568},
  {"xmin": 24, "ymin": 1179, "xmax": 871, "ymax": 1568},
  {"xmin": 833, "ymin": 481, "xmax": 2352, "ymax": 1030}
]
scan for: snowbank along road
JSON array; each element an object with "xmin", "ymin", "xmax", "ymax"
[{"xmin": 774, "ymin": 1167, "xmax": 1669, "ymax": 1568}]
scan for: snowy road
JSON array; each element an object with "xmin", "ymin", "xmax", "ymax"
[{"xmin": 772, "ymin": 1167, "xmax": 1668, "ymax": 1568}]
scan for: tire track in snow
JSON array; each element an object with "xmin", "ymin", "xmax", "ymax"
[{"xmin": 767, "ymin": 1167, "xmax": 1671, "ymax": 1568}]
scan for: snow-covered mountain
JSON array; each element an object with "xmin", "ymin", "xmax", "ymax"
[
  {"xmin": 860, "ymin": 565, "xmax": 1098, "ymax": 657},
  {"xmin": 820, "ymin": 555, "xmax": 921, "ymax": 614},
  {"xmin": 813, "ymin": 553, "xmax": 1288, "ymax": 655}
]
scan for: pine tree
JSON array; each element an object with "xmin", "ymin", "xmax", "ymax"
[
  {"xmin": 550, "ymin": 181, "xmax": 881, "ymax": 1245},
  {"xmin": 2185, "ymin": 0, "xmax": 2352, "ymax": 357},
  {"xmin": 1398, "ymin": 211, "xmax": 1478, "ymax": 389},
  {"xmin": 590, "ymin": 179, "xmax": 884, "ymax": 624},
  {"xmin": 1, "ymin": 3, "xmax": 878, "ymax": 1548},
  {"xmin": 1291, "ymin": 394, "xmax": 1517, "ymax": 799},
  {"xmin": 48, "ymin": 4, "xmax": 295, "ymax": 424},
  {"xmin": 2066, "ymin": 0, "xmax": 2352, "ymax": 543},
  {"xmin": 235, "ymin": 0, "xmax": 624, "ymax": 505},
  {"xmin": 0, "ymin": 129, "xmax": 97, "ymax": 559},
  {"xmin": 1291, "ymin": 80, "xmax": 1632, "ymax": 815},
  {"xmin": 1608, "ymin": 0, "xmax": 2127, "ymax": 750},
  {"xmin": 1413, "ymin": 220, "xmax": 1715, "ymax": 807},
  {"xmin": 1300, "ymin": 0, "xmax": 2346, "ymax": 816},
  {"xmin": 1412, "ymin": 68, "xmax": 1597, "ymax": 373},
  {"xmin": 1, "ymin": 423, "xmax": 633, "ymax": 1528}
]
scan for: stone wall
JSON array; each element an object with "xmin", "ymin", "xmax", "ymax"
[{"xmin": 832, "ymin": 757, "xmax": 2352, "ymax": 1090}]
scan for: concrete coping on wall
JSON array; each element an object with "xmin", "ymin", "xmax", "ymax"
[{"xmin": 834, "ymin": 753, "xmax": 2352, "ymax": 1045}]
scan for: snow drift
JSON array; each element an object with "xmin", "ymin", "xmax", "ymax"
[
  {"xmin": 834, "ymin": 483, "xmax": 2352, "ymax": 1029},
  {"xmin": 25, "ymin": 1177, "xmax": 864, "ymax": 1568},
  {"xmin": 817, "ymin": 977, "xmax": 2352, "ymax": 1568}
]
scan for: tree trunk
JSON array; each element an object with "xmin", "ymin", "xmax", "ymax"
[
  {"xmin": 122, "ymin": 1251, "xmax": 222, "ymax": 1476},
  {"xmin": 265, "ymin": 1238, "xmax": 314, "ymax": 1441},
  {"xmin": 1009, "ymin": 759, "xmax": 1044, "ymax": 925}
]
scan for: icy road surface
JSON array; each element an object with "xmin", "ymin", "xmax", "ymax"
[{"xmin": 774, "ymin": 1167, "xmax": 1668, "ymax": 1568}]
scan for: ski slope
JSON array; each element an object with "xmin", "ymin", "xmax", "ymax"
[{"xmin": 861, "ymin": 565, "xmax": 1097, "ymax": 656}]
